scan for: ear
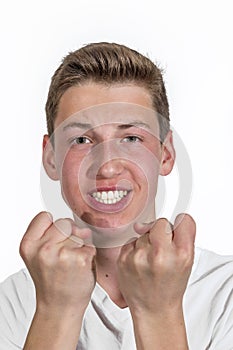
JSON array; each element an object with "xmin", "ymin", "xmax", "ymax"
[
  {"xmin": 159, "ymin": 130, "xmax": 176, "ymax": 176},
  {"xmin": 42, "ymin": 135, "xmax": 59, "ymax": 180}
]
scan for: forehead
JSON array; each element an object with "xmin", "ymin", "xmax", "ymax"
[{"xmin": 54, "ymin": 83, "xmax": 159, "ymax": 132}]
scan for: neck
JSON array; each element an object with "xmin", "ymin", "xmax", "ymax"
[{"xmin": 96, "ymin": 245, "xmax": 128, "ymax": 308}]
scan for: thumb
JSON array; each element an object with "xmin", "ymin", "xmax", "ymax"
[
  {"xmin": 134, "ymin": 221, "xmax": 155, "ymax": 235},
  {"xmin": 70, "ymin": 224, "xmax": 93, "ymax": 247},
  {"xmin": 50, "ymin": 218, "xmax": 89, "ymax": 245}
]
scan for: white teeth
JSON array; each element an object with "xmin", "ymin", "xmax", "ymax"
[
  {"xmin": 91, "ymin": 190, "xmax": 129, "ymax": 204},
  {"xmin": 102, "ymin": 192, "xmax": 107, "ymax": 200},
  {"xmin": 107, "ymin": 191, "xmax": 114, "ymax": 199}
]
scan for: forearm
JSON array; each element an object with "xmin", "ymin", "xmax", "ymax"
[
  {"xmin": 131, "ymin": 306, "xmax": 189, "ymax": 350},
  {"xmin": 23, "ymin": 305, "xmax": 85, "ymax": 350}
]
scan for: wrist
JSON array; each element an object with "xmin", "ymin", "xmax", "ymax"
[
  {"xmin": 23, "ymin": 304, "xmax": 86, "ymax": 350},
  {"xmin": 130, "ymin": 298, "xmax": 183, "ymax": 320},
  {"xmin": 131, "ymin": 305, "xmax": 188, "ymax": 350},
  {"xmin": 36, "ymin": 301, "xmax": 87, "ymax": 323}
]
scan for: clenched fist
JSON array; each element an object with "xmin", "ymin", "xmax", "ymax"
[
  {"xmin": 20, "ymin": 212, "xmax": 96, "ymax": 314},
  {"xmin": 116, "ymin": 214, "xmax": 196, "ymax": 349},
  {"xmin": 117, "ymin": 213, "xmax": 196, "ymax": 315}
]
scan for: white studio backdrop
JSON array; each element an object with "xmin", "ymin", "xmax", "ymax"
[{"xmin": 0, "ymin": 0, "xmax": 232, "ymax": 282}]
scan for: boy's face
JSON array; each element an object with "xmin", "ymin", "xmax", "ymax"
[{"xmin": 43, "ymin": 83, "xmax": 175, "ymax": 233}]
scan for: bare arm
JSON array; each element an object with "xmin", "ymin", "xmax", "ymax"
[
  {"xmin": 131, "ymin": 305, "xmax": 188, "ymax": 350},
  {"xmin": 20, "ymin": 212, "xmax": 96, "ymax": 350},
  {"xmin": 117, "ymin": 214, "xmax": 196, "ymax": 350},
  {"xmin": 23, "ymin": 305, "xmax": 84, "ymax": 349}
]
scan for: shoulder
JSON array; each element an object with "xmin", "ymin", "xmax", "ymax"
[
  {"xmin": 0, "ymin": 268, "xmax": 35, "ymax": 302},
  {"xmin": 0, "ymin": 269, "xmax": 35, "ymax": 347},
  {"xmin": 192, "ymin": 246, "xmax": 233, "ymax": 279},
  {"xmin": 188, "ymin": 246, "xmax": 233, "ymax": 300},
  {"xmin": 0, "ymin": 267, "xmax": 35, "ymax": 311},
  {"xmin": 0, "ymin": 268, "xmax": 32, "ymax": 289},
  {"xmin": 185, "ymin": 248, "xmax": 233, "ymax": 348}
]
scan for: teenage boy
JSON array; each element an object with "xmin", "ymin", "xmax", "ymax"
[{"xmin": 0, "ymin": 42, "xmax": 233, "ymax": 350}]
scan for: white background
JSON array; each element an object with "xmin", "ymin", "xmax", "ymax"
[{"xmin": 0, "ymin": 0, "xmax": 232, "ymax": 282}]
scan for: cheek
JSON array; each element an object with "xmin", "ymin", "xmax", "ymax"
[
  {"xmin": 132, "ymin": 145, "xmax": 161, "ymax": 176},
  {"xmin": 132, "ymin": 146, "xmax": 161, "ymax": 197},
  {"xmin": 59, "ymin": 155, "xmax": 85, "ymax": 214},
  {"xmin": 59, "ymin": 151, "xmax": 83, "ymax": 192}
]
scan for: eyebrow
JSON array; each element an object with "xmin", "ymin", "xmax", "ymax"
[
  {"xmin": 117, "ymin": 121, "xmax": 151, "ymax": 130},
  {"xmin": 63, "ymin": 122, "xmax": 93, "ymax": 131},
  {"xmin": 63, "ymin": 120, "xmax": 151, "ymax": 132}
]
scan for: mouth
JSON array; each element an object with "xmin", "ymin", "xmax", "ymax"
[
  {"xmin": 91, "ymin": 189, "xmax": 129, "ymax": 204},
  {"xmin": 87, "ymin": 187, "xmax": 132, "ymax": 212}
]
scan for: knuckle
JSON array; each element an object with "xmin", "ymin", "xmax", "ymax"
[
  {"xmin": 77, "ymin": 256, "xmax": 87, "ymax": 268},
  {"xmin": 58, "ymin": 246, "xmax": 71, "ymax": 263},
  {"xmin": 181, "ymin": 213, "xmax": 195, "ymax": 225},
  {"xmin": 57, "ymin": 245, "xmax": 96, "ymax": 268},
  {"xmin": 132, "ymin": 250, "xmax": 148, "ymax": 272},
  {"xmin": 156, "ymin": 217, "xmax": 170, "ymax": 226},
  {"xmin": 79, "ymin": 246, "xmax": 96, "ymax": 264},
  {"xmin": 19, "ymin": 239, "xmax": 30, "ymax": 258},
  {"xmin": 177, "ymin": 248, "xmax": 194, "ymax": 268},
  {"xmin": 150, "ymin": 245, "xmax": 173, "ymax": 269},
  {"xmin": 38, "ymin": 211, "xmax": 51, "ymax": 219},
  {"xmin": 133, "ymin": 248, "xmax": 146, "ymax": 264},
  {"xmin": 37, "ymin": 242, "xmax": 54, "ymax": 265},
  {"xmin": 152, "ymin": 251, "xmax": 167, "ymax": 269},
  {"xmin": 154, "ymin": 218, "xmax": 172, "ymax": 233},
  {"xmin": 157, "ymin": 217, "xmax": 169, "ymax": 224},
  {"xmin": 33, "ymin": 211, "xmax": 52, "ymax": 227},
  {"xmin": 152, "ymin": 243, "xmax": 164, "ymax": 257},
  {"xmin": 175, "ymin": 213, "xmax": 196, "ymax": 233},
  {"xmin": 77, "ymin": 248, "xmax": 95, "ymax": 267}
]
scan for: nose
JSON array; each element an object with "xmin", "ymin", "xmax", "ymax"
[
  {"xmin": 86, "ymin": 139, "xmax": 125, "ymax": 179},
  {"xmin": 96, "ymin": 158, "xmax": 124, "ymax": 179}
]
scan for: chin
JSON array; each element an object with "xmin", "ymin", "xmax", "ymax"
[{"xmin": 88, "ymin": 217, "xmax": 132, "ymax": 230}]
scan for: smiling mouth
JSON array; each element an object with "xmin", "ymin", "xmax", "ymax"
[{"xmin": 91, "ymin": 190, "xmax": 129, "ymax": 205}]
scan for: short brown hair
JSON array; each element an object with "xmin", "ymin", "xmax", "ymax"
[{"xmin": 45, "ymin": 42, "xmax": 170, "ymax": 141}]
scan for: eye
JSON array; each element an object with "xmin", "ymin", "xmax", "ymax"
[
  {"xmin": 71, "ymin": 136, "xmax": 91, "ymax": 144},
  {"xmin": 122, "ymin": 135, "xmax": 142, "ymax": 143}
]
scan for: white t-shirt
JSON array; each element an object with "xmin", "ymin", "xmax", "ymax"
[{"xmin": 1, "ymin": 247, "xmax": 233, "ymax": 349}]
